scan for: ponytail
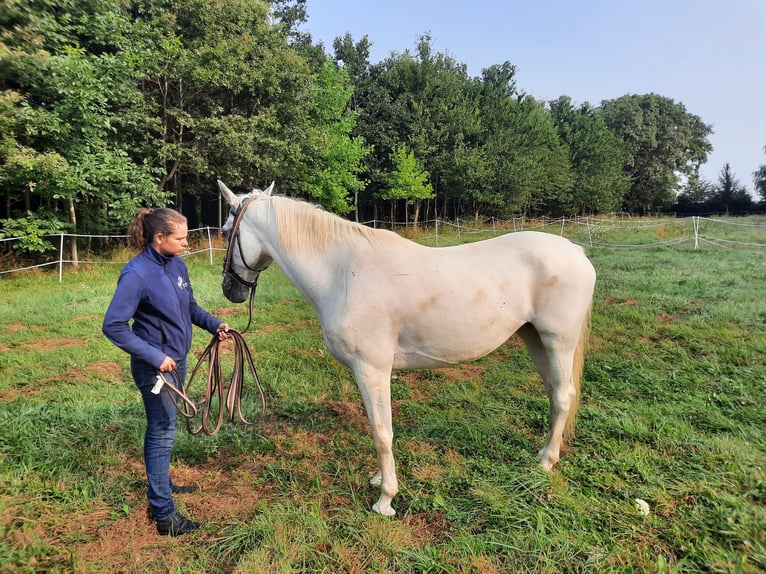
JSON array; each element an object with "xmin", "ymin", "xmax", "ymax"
[{"xmin": 128, "ymin": 208, "xmax": 187, "ymax": 250}]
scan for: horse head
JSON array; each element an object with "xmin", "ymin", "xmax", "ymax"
[{"xmin": 218, "ymin": 179, "xmax": 275, "ymax": 303}]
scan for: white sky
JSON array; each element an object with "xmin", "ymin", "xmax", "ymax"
[{"xmin": 302, "ymin": 0, "xmax": 765, "ymax": 192}]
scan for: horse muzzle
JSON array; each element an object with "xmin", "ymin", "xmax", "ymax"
[{"xmin": 221, "ymin": 271, "xmax": 254, "ymax": 303}]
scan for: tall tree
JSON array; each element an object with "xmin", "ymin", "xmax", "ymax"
[
  {"xmin": 600, "ymin": 93, "xmax": 712, "ymax": 213},
  {"xmin": 129, "ymin": 0, "xmax": 316, "ymax": 224},
  {"xmin": 711, "ymin": 163, "xmax": 753, "ymax": 214},
  {"xmin": 379, "ymin": 145, "xmax": 434, "ymax": 225},
  {"xmin": 340, "ymin": 34, "xmax": 485, "ymax": 220},
  {"xmin": 478, "ymin": 76, "xmax": 573, "ymax": 217},
  {"xmin": 304, "ymin": 61, "xmax": 370, "ymax": 215},
  {"xmin": 548, "ymin": 96, "xmax": 630, "ymax": 214},
  {"xmin": 674, "ymin": 171, "xmax": 714, "ymax": 214}
]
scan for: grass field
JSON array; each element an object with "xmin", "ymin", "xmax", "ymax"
[{"xmin": 0, "ymin": 220, "xmax": 764, "ymax": 573}]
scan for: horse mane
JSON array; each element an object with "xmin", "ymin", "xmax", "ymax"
[{"xmin": 270, "ymin": 195, "xmax": 403, "ymax": 255}]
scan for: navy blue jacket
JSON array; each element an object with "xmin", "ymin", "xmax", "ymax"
[{"xmin": 102, "ymin": 245, "xmax": 221, "ymax": 368}]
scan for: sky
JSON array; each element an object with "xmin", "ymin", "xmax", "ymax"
[{"xmin": 301, "ymin": 0, "xmax": 765, "ymax": 193}]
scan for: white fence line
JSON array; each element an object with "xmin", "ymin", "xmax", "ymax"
[{"xmin": 1, "ymin": 217, "xmax": 764, "ymax": 281}]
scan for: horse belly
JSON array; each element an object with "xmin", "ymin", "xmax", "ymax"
[{"xmin": 393, "ymin": 298, "xmax": 526, "ymax": 370}]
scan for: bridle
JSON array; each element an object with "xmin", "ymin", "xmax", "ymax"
[{"xmin": 221, "ymin": 195, "xmax": 262, "ymax": 332}]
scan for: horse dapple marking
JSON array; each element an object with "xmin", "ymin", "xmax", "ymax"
[{"xmin": 218, "ymin": 181, "xmax": 596, "ymax": 516}]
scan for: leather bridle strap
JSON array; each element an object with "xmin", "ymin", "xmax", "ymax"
[
  {"xmin": 160, "ymin": 329, "xmax": 266, "ymax": 436},
  {"xmin": 222, "ymin": 196, "xmax": 259, "ymax": 288},
  {"xmin": 222, "ymin": 196, "xmax": 260, "ymax": 332}
]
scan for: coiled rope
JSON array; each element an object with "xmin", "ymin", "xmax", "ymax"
[{"xmin": 158, "ymin": 328, "xmax": 266, "ymax": 435}]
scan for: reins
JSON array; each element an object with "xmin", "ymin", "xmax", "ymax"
[{"xmin": 157, "ymin": 328, "xmax": 266, "ymax": 436}]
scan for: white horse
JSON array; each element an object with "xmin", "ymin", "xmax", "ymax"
[{"xmin": 218, "ymin": 181, "xmax": 596, "ymax": 516}]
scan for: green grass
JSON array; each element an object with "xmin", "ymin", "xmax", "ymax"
[{"xmin": 0, "ymin": 220, "xmax": 764, "ymax": 573}]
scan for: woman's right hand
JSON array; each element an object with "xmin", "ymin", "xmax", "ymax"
[{"xmin": 159, "ymin": 356, "xmax": 176, "ymax": 372}]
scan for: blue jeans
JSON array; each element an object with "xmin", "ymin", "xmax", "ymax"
[{"xmin": 131, "ymin": 357, "xmax": 186, "ymax": 520}]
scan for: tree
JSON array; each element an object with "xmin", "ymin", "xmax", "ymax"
[
  {"xmin": 379, "ymin": 145, "xmax": 434, "ymax": 225},
  {"xmin": 711, "ymin": 163, "xmax": 753, "ymax": 214},
  {"xmin": 478, "ymin": 85, "xmax": 573, "ymax": 217},
  {"xmin": 0, "ymin": 0, "xmax": 162, "ymax": 245},
  {"xmin": 339, "ymin": 34, "xmax": 485, "ymax": 221},
  {"xmin": 600, "ymin": 94, "xmax": 712, "ymax": 213},
  {"xmin": 129, "ymin": 0, "xmax": 317, "ymax": 224},
  {"xmin": 548, "ymin": 96, "xmax": 630, "ymax": 214},
  {"xmin": 674, "ymin": 171, "xmax": 714, "ymax": 214},
  {"xmin": 304, "ymin": 61, "xmax": 370, "ymax": 215},
  {"xmin": 754, "ymin": 146, "xmax": 766, "ymax": 206}
]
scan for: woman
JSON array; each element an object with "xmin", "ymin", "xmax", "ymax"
[{"xmin": 103, "ymin": 207, "xmax": 230, "ymax": 536}]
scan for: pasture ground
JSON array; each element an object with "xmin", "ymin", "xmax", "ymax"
[{"xmin": 0, "ymin": 219, "xmax": 764, "ymax": 573}]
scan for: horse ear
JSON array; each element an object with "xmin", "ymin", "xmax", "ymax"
[
  {"xmin": 217, "ymin": 180, "xmax": 240, "ymax": 208},
  {"xmin": 264, "ymin": 181, "xmax": 275, "ymax": 197}
]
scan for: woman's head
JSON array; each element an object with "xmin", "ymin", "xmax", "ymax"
[{"xmin": 129, "ymin": 208, "xmax": 188, "ymax": 255}]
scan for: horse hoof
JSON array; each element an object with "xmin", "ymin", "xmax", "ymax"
[
  {"xmin": 372, "ymin": 501, "xmax": 396, "ymax": 517},
  {"xmin": 538, "ymin": 449, "xmax": 557, "ymax": 471}
]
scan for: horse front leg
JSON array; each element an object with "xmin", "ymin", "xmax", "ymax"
[{"xmin": 353, "ymin": 365, "xmax": 398, "ymax": 516}]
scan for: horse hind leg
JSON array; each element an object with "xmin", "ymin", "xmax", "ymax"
[{"xmin": 517, "ymin": 323, "xmax": 581, "ymax": 471}]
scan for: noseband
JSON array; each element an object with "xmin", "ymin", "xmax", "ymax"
[{"xmin": 222, "ymin": 196, "xmax": 261, "ymax": 331}]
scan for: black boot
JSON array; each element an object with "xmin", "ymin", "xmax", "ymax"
[
  {"xmin": 155, "ymin": 510, "xmax": 201, "ymax": 536},
  {"xmin": 171, "ymin": 483, "xmax": 198, "ymax": 494}
]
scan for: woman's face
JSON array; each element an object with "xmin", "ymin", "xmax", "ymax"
[{"xmin": 154, "ymin": 223, "xmax": 189, "ymax": 257}]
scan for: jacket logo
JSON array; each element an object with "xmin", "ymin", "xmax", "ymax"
[{"xmin": 177, "ymin": 276, "xmax": 189, "ymax": 289}]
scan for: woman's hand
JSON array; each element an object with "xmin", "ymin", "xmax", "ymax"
[
  {"xmin": 216, "ymin": 323, "xmax": 231, "ymax": 340},
  {"xmin": 159, "ymin": 356, "xmax": 176, "ymax": 372}
]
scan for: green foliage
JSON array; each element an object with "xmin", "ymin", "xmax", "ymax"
[
  {"xmin": 127, "ymin": 0, "xmax": 324, "ymax": 219},
  {"xmin": 601, "ymin": 93, "xmax": 713, "ymax": 212},
  {"xmin": 304, "ymin": 61, "xmax": 370, "ymax": 214},
  {"xmin": 479, "ymin": 91, "xmax": 574, "ymax": 216},
  {"xmin": 0, "ymin": 211, "xmax": 68, "ymax": 255},
  {"xmin": 710, "ymin": 163, "xmax": 755, "ymax": 214},
  {"xmin": 677, "ymin": 164, "xmax": 757, "ymax": 215},
  {"xmin": 0, "ymin": 0, "xmax": 162, "ymax": 233},
  {"xmin": 549, "ymin": 96, "xmax": 631, "ymax": 214},
  {"xmin": 380, "ymin": 145, "xmax": 434, "ymax": 204}
]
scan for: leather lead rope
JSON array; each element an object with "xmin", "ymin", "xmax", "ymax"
[{"xmin": 159, "ymin": 328, "xmax": 266, "ymax": 436}]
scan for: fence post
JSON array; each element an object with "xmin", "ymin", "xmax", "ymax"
[
  {"xmin": 693, "ymin": 216, "xmax": 699, "ymax": 250},
  {"xmin": 207, "ymin": 227, "xmax": 214, "ymax": 265},
  {"xmin": 435, "ymin": 218, "xmax": 439, "ymax": 246},
  {"xmin": 59, "ymin": 233, "xmax": 65, "ymax": 282},
  {"xmin": 586, "ymin": 217, "xmax": 593, "ymax": 247}
]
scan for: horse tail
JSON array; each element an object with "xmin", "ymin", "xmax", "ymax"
[{"xmin": 565, "ymin": 302, "xmax": 591, "ymax": 440}]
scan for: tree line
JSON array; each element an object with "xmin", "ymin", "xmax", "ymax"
[{"xmin": 1, "ymin": 0, "xmax": 764, "ymax": 256}]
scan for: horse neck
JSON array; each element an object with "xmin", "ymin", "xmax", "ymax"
[{"xmin": 258, "ymin": 199, "xmax": 339, "ymax": 307}]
